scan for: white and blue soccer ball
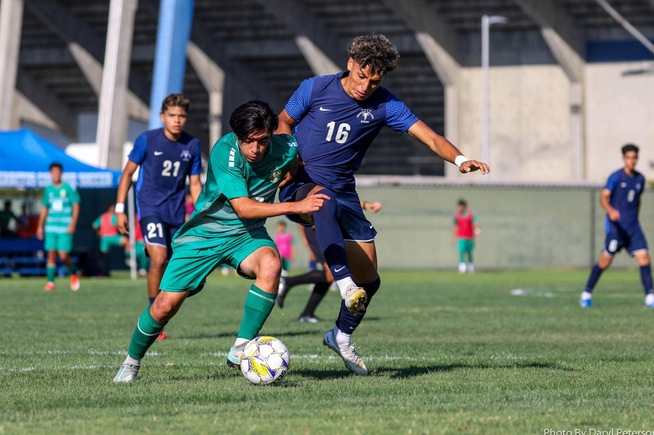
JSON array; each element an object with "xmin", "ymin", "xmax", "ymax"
[{"xmin": 240, "ymin": 336, "xmax": 290, "ymax": 385}]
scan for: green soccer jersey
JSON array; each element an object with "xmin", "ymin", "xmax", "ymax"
[
  {"xmin": 42, "ymin": 182, "xmax": 80, "ymax": 234},
  {"xmin": 173, "ymin": 132, "xmax": 298, "ymax": 248}
]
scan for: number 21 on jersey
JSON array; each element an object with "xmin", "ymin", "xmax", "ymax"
[{"xmin": 161, "ymin": 160, "xmax": 180, "ymax": 177}]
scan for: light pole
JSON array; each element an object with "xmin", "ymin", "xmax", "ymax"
[{"xmin": 481, "ymin": 15, "xmax": 508, "ymax": 172}]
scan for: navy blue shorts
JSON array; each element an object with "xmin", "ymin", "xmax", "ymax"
[
  {"xmin": 280, "ymin": 181, "xmax": 377, "ymax": 242},
  {"xmin": 603, "ymin": 223, "xmax": 649, "ymax": 256},
  {"xmin": 139, "ymin": 216, "xmax": 181, "ymax": 258}
]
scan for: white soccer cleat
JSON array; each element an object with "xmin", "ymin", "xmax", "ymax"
[
  {"xmin": 467, "ymin": 263, "xmax": 474, "ymax": 274},
  {"xmin": 458, "ymin": 263, "xmax": 467, "ymax": 273},
  {"xmin": 344, "ymin": 284, "xmax": 367, "ymax": 314},
  {"xmin": 323, "ymin": 329, "xmax": 368, "ymax": 376},
  {"xmin": 645, "ymin": 293, "xmax": 654, "ymax": 308},
  {"xmin": 113, "ymin": 362, "xmax": 140, "ymax": 383}
]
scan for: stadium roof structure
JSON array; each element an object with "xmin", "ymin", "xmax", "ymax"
[
  {"xmin": 11, "ymin": 0, "xmax": 654, "ymax": 176},
  {"xmin": 0, "ymin": 129, "xmax": 121, "ymax": 189}
]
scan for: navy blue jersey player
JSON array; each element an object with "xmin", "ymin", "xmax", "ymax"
[
  {"xmin": 581, "ymin": 144, "xmax": 653, "ymax": 308},
  {"xmin": 276, "ymin": 34, "xmax": 489, "ymax": 375},
  {"xmin": 116, "ymin": 94, "xmax": 203, "ymax": 330}
]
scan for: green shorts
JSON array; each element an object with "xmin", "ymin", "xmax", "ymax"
[
  {"xmin": 100, "ymin": 235, "xmax": 125, "ymax": 253},
  {"xmin": 44, "ymin": 232, "xmax": 73, "ymax": 253},
  {"xmin": 160, "ymin": 227, "xmax": 276, "ymax": 294},
  {"xmin": 457, "ymin": 238, "xmax": 475, "ymax": 254}
]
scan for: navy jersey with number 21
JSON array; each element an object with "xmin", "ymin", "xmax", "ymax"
[{"xmin": 128, "ymin": 128, "xmax": 202, "ymax": 225}]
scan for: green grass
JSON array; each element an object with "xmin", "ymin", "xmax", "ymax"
[{"xmin": 1, "ymin": 269, "xmax": 653, "ymax": 434}]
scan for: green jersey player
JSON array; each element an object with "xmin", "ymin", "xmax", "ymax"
[
  {"xmin": 36, "ymin": 162, "xmax": 80, "ymax": 292},
  {"xmin": 114, "ymin": 100, "xmax": 329, "ymax": 383}
]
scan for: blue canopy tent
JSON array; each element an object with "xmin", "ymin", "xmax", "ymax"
[
  {"xmin": 0, "ymin": 129, "xmax": 132, "ymax": 278},
  {"xmin": 0, "ymin": 129, "xmax": 121, "ymax": 188}
]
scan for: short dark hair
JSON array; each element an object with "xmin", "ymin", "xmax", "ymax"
[
  {"xmin": 161, "ymin": 93, "xmax": 190, "ymax": 114},
  {"xmin": 49, "ymin": 162, "xmax": 63, "ymax": 171},
  {"xmin": 347, "ymin": 34, "xmax": 399, "ymax": 76},
  {"xmin": 229, "ymin": 100, "xmax": 278, "ymax": 141},
  {"xmin": 457, "ymin": 199, "xmax": 467, "ymax": 207},
  {"xmin": 621, "ymin": 143, "xmax": 639, "ymax": 155}
]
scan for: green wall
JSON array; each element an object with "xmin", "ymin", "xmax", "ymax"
[{"xmin": 271, "ymin": 185, "xmax": 654, "ymax": 271}]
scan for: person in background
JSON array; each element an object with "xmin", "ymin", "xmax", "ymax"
[
  {"xmin": 580, "ymin": 143, "xmax": 653, "ymax": 308},
  {"xmin": 274, "ymin": 220, "xmax": 294, "ymax": 276},
  {"xmin": 0, "ymin": 200, "xmax": 18, "ymax": 238},
  {"xmin": 115, "ymin": 94, "xmax": 203, "ymax": 340},
  {"xmin": 453, "ymin": 199, "xmax": 480, "ymax": 274},
  {"xmin": 37, "ymin": 162, "xmax": 80, "ymax": 292},
  {"xmin": 92, "ymin": 203, "xmax": 129, "ymax": 273}
]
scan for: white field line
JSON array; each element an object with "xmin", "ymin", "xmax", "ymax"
[{"xmin": 510, "ymin": 288, "xmax": 556, "ymax": 298}]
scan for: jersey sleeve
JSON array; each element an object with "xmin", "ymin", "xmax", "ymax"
[
  {"xmin": 385, "ymin": 94, "xmax": 419, "ymax": 134},
  {"xmin": 190, "ymin": 139, "xmax": 203, "ymax": 176},
  {"xmin": 128, "ymin": 133, "xmax": 148, "ymax": 165},
  {"xmin": 92, "ymin": 215, "xmax": 101, "ymax": 229},
  {"xmin": 604, "ymin": 172, "xmax": 619, "ymax": 192},
  {"xmin": 284, "ymin": 77, "xmax": 315, "ymax": 123},
  {"xmin": 211, "ymin": 143, "xmax": 250, "ymax": 200}
]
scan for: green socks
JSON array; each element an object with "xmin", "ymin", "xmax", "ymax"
[
  {"xmin": 236, "ymin": 285, "xmax": 276, "ymax": 340},
  {"xmin": 46, "ymin": 265, "xmax": 56, "ymax": 282},
  {"xmin": 127, "ymin": 307, "xmax": 167, "ymax": 360}
]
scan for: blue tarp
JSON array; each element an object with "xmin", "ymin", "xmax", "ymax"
[{"xmin": 0, "ymin": 129, "xmax": 121, "ymax": 189}]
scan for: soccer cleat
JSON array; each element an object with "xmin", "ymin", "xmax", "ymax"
[
  {"xmin": 226, "ymin": 342, "xmax": 247, "ymax": 369},
  {"xmin": 70, "ymin": 274, "xmax": 80, "ymax": 292},
  {"xmin": 458, "ymin": 263, "xmax": 467, "ymax": 273},
  {"xmin": 156, "ymin": 331, "xmax": 168, "ymax": 341},
  {"xmin": 645, "ymin": 293, "xmax": 654, "ymax": 308},
  {"xmin": 276, "ymin": 277, "xmax": 287, "ymax": 309},
  {"xmin": 323, "ymin": 329, "xmax": 368, "ymax": 376},
  {"xmin": 344, "ymin": 284, "xmax": 367, "ymax": 314},
  {"xmin": 298, "ymin": 314, "xmax": 321, "ymax": 323},
  {"xmin": 113, "ymin": 362, "xmax": 140, "ymax": 383},
  {"xmin": 44, "ymin": 282, "xmax": 55, "ymax": 291},
  {"xmin": 580, "ymin": 291, "xmax": 592, "ymax": 308}
]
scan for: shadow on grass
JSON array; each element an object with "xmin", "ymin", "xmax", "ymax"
[{"xmin": 373, "ymin": 361, "xmax": 574, "ymax": 379}]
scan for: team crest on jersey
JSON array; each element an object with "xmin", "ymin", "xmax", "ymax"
[
  {"xmin": 268, "ymin": 169, "xmax": 283, "ymax": 183},
  {"xmin": 180, "ymin": 149, "xmax": 192, "ymax": 161},
  {"xmin": 59, "ymin": 189, "xmax": 67, "ymax": 198},
  {"xmin": 357, "ymin": 108, "xmax": 374, "ymax": 123}
]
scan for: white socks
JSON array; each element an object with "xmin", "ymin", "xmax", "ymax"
[
  {"xmin": 124, "ymin": 355, "xmax": 140, "ymax": 366},
  {"xmin": 335, "ymin": 276, "xmax": 356, "ymax": 299},
  {"xmin": 333, "ymin": 326, "xmax": 351, "ymax": 346}
]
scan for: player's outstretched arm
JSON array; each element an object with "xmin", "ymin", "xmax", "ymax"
[{"xmin": 407, "ymin": 120, "xmax": 490, "ymax": 175}]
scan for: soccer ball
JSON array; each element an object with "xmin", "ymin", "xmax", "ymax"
[{"xmin": 240, "ymin": 336, "xmax": 290, "ymax": 385}]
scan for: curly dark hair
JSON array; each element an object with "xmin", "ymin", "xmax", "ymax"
[
  {"xmin": 160, "ymin": 93, "xmax": 190, "ymax": 114},
  {"xmin": 347, "ymin": 34, "xmax": 399, "ymax": 76}
]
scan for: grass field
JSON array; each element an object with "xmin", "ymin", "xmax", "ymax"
[{"xmin": 1, "ymin": 268, "xmax": 653, "ymax": 434}]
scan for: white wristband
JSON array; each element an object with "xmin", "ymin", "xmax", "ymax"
[
  {"xmin": 115, "ymin": 203, "xmax": 125, "ymax": 213},
  {"xmin": 454, "ymin": 155, "xmax": 470, "ymax": 168}
]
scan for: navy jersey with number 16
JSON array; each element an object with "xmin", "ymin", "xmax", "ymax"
[
  {"xmin": 128, "ymin": 128, "xmax": 202, "ymax": 225},
  {"xmin": 285, "ymin": 72, "xmax": 419, "ymax": 191}
]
